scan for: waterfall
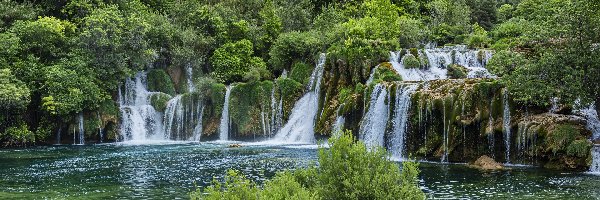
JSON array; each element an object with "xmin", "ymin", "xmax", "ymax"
[
  {"xmin": 191, "ymin": 104, "xmax": 204, "ymax": 141},
  {"xmin": 77, "ymin": 113, "xmax": 84, "ymax": 145},
  {"xmin": 271, "ymin": 53, "xmax": 326, "ymax": 144},
  {"xmin": 389, "ymin": 46, "xmax": 494, "ymax": 81},
  {"xmin": 574, "ymin": 103, "xmax": 600, "ymax": 173},
  {"xmin": 164, "ymin": 95, "xmax": 184, "ymax": 140},
  {"xmin": 359, "ymin": 84, "xmax": 390, "ymax": 148},
  {"xmin": 441, "ymin": 98, "xmax": 449, "ymax": 163},
  {"xmin": 219, "ymin": 86, "xmax": 232, "ymax": 141},
  {"xmin": 488, "ymin": 101, "xmax": 495, "ymax": 158},
  {"xmin": 389, "ymin": 84, "xmax": 417, "ymax": 160},
  {"xmin": 186, "ymin": 65, "xmax": 195, "ymax": 92},
  {"xmin": 503, "ymin": 90, "xmax": 511, "ymax": 163},
  {"xmin": 119, "ymin": 72, "xmax": 166, "ymax": 142},
  {"xmin": 97, "ymin": 113, "xmax": 103, "ymax": 143}
]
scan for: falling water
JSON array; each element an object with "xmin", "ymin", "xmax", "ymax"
[
  {"xmin": 219, "ymin": 86, "xmax": 232, "ymax": 141},
  {"xmin": 191, "ymin": 105, "xmax": 204, "ymax": 141},
  {"xmin": 97, "ymin": 113, "xmax": 104, "ymax": 143},
  {"xmin": 503, "ymin": 90, "xmax": 511, "ymax": 163},
  {"xmin": 164, "ymin": 95, "xmax": 184, "ymax": 140},
  {"xmin": 186, "ymin": 65, "xmax": 195, "ymax": 92},
  {"xmin": 119, "ymin": 72, "xmax": 166, "ymax": 142},
  {"xmin": 488, "ymin": 101, "xmax": 495, "ymax": 158},
  {"xmin": 271, "ymin": 53, "xmax": 326, "ymax": 144},
  {"xmin": 441, "ymin": 98, "xmax": 449, "ymax": 163},
  {"xmin": 77, "ymin": 113, "xmax": 84, "ymax": 145},
  {"xmin": 389, "ymin": 84, "xmax": 417, "ymax": 160},
  {"xmin": 389, "ymin": 46, "xmax": 494, "ymax": 81},
  {"xmin": 56, "ymin": 127, "xmax": 61, "ymax": 144},
  {"xmin": 359, "ymin": 84, "xmax": 390, "ymax": 148},
  {"xmin": 574, "ymin": 103, "xmax": 600, "ymax": 173}
]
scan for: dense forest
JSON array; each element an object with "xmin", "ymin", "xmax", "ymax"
[{"xmin": 0, "ymin": 0, "xmax": 599, "ymax": 146}]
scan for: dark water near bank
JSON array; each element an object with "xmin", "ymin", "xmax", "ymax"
[{"xmin": 0, "ymin": 143, "xmax": 598, "ymax": 199}]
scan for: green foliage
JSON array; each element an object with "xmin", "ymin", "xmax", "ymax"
[
  {"xmin": 0, "ymin": 68, "xmax": 30, "ymax": 112},
  {"xmin": 191, "ymin": 131, "xmax": 425, "ymax": 200},
  {"xmin": 566, "ymin": 139, "xmax": 592, "ymax": 158},
  {"xmin": 486, "ymin": 50, "xmax": 526, "ymax": 77},
  {"xmin": 428, "ymin": 0, "xmax": 471, "ymax": 44},
  {"xmin": 402, "ymin": 54, "xmax": 421, "ymax": 69},
  {"xmin": 229, "ymin": 81, "xmax": 274, "ymax": 135},
  {"xmin": 1, "ymin": 123, "xmax": 34, "ymax": 146},
  {"xmin": 0, "ymin": 1, "xmax": 40, "ymax": 31},
  {"xmin": 447, "ymin": 64, "xmax": 468, "ymax": 79},
  {"xmin": 497, "ymin": 4, "xmax": 514, "ymax": 23},
  {"xmin": 147, "ymin": 69, "xmax": 176, "ymax": 96},
  {"xmin": 150, "ymin": 93, "xmax": 172, "ymax": 112},
  {"xmin": 316, "ymin": 130, "xmax": 425, "ymax": 199},
  {"xmin": 373, "ymin": 63, "xmax": 402, "ymax": 83},
  {"xmin": 465, "ymin": 23, "xmax": 490, "ymax": 48},
  {"xmin": 289, "ymin": 62, "xmax": 313, "ymax": 85},
  {"xmin": 42, "ymin": 65, "xmax": 105, "ymax": 116},
  {"xmin": 210, "ymin": 40, "xmax": 266, "ymax": 83},
  {"xmin": 268, "ymin": 31, "xmax": 320, "ymax": 72},
  {"xmin": 398, "ymin": 16, "xmax": 428, "ymax": 48},
  {"xmin": 9, "ymin": 16, "xmax": 76, "ymax": 62},
  {"xmin": 546, "ymin": 124, "xmax": 579, "ymax": 154}
]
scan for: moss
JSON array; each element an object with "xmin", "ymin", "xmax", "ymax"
[
  {"xmin": 147, "ymin": 69, "xmax": 176, "ymax": 96},
  {"xmin": 566, "ymin": 139, "xmax": 592, "ymax": 158},
  {"xmin": 83, "ymin": 115, "xmax": 101, "ymax": 137},
  {"xmin": 446, "ymin": 64, "xmax": 468, "ymax": 79},
  {"xmin": 229, "ymin": 81, "xmax": 274, "ymax": 136},
  {"xmin": 372, "ymin": 63, "xmax": 402, "ymax": 83},
  {"xmin": 276, "ymin": 77, "xmax": 304, "ymax": 120},
  {"xmin": 150, "ymin": 93, "xmax": 172, "ymax": 112},
  {"xmin": 546, "ymin": 124, "xmax": 579, "ymax": 154},
  {"xmin": 289, "ymin": 62, "xmax": 313, "ymax": 85},
  {"xmin": 402, "ymin": 54, "xmax": 420, "ymax": 69}
]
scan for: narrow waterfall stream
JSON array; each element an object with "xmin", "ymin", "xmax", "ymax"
[
  {"xmin": 271, "ymin": 53, "xmax": 326, "ymax": 144},
  {"xmin": 575, "ymin": 104, "xmax": 600, "ymax": 173},
  {"xmin": 219, "ymin": 86, "xmax": 232, "ymax": 141},
  {"xmin": 503, "ymin": 89, "xmax": 511, "ymax": 163},
  {"xmin": 359, "ymin": 83, "xmax": 390, "ymax": 148},
  {"xmin": 164, "ymin": 95, "xmax": 184, "ymax": 140},
  {"xmin": 76, "ymin": 113, "xmax": 84, "ymax": 145},
  {"xmin": 389, "ymin": 84, "xmax": 417, "ymax": 160}
]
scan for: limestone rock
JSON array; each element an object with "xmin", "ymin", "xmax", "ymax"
[{"xmin": 470, "ymin": 155, "xmax": 503, "ymax": 170}]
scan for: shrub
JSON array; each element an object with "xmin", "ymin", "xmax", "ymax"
[
  {"xmin": 546, "ymin": 124, "xmax": 579, "ymax": 154},
  {"xmin": 566, "ymin": 139, "xmax": 592, "ymax": 158},
  {"xmin": 402, "ymin": 54, "xmax": 421, "ymax": 69},
  {"xmin": 210, "ymin": 40, "xmax": 266, "ymax": 83},
  {"xmin": 486, "ymin": 50, "xmax": 526, "ymax": 77},
  {"xmin": 190, "ymin": 130, "xmax": 425, "ymax": 200},
  {"xmin": 289, "ymin": 62, "xmax": 313, "ymax": 85},
  {"xmin": 1, "ymin": 123, "xmax": 34, "ymax": 146},
  {"xmin": 147, "ymin": 69, "xmax": 176, "ymax": 96},
  {"xmin": 150, "ymin": 93, "xmax": 172, "ymax": 112}
]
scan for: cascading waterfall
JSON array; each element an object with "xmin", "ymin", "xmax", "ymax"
[
  {"xmin": 359, "ymin": 84, "xmax": 390, "ymax": 148},
  {"xmin": 56, "ymin": 127, "xmax": 61, "ymax": 144},
  {"xmin": 191, "ymin": 105, "xmax": 204, "ymax": 141},
  {"xmin": 503, "ymin": 89, "xmax": 511, "ymax": 163},
  {"xmin": 389, "ymin": 46, "xmax": 494, "ymax": 81},
  {"xmin": 271, "ymin": 53, "xmax": 326, "ymax": 144},
  {"xmin": 164, "ymin": 95, "xmax": 184, "ymax": 140},
  {"xmin": 574, "ymin": 103, "xmax": 600, "ymax": 173},
  {"xmin": 488, "ymin": 101, "xmax": 495, "ymax": 158},
  {"xmin": 119, "ymin": 72, "xmax": 166, "ymax": 141},
  {"xmin": 219, "ymin": 86, "xmax": 232, "ymax": 141},
  {"xmin": 441, "ymin": 98, "xmax": 449, "ymax": 163},
  {"xmin": 97, "ymin": 113, "xmax": 103, "ymax": 143},
  {"xmin": 389, "ymin": 84, "xmax": 417, "ymax": 160},
  {"xmin": 76, "ymin": 113, "xmax": 84, "ymax": 145}
]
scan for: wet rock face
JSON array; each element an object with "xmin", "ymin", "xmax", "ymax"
[{"xmin": 471, "ymin": 155, "xmax": 503, "ymax": 170}]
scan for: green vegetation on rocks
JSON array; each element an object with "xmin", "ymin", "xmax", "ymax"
[{"xmin": 147, "ymin": 69, "xmax": 176, "ymax": 96}]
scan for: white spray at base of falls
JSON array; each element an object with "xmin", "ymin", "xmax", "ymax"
[
  {"xmin": 389, "ymin": 84, "xmax": 417, "ymax": 160},
  {"xmin": 219, "ymin": 86, "xmax": 232, "ymax": 141},
  {"xmin": 503, "ymin": 89, "xmax": 512, "ymax": 163},
  {"xmin": 119, "ymin": 72, "xmax": 167, "ymax": 142},
  {"xmin": 271, "ymin": 53, "xmax": 326, "ymax": 144},
  {"xmin": 359, "ymin": 84, "xmax": 390, "ymax": 148}
]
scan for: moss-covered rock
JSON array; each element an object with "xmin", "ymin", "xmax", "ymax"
[
  {"xmin": 371, "ymin": 63, "xmax": 402, "ymax": 84},
  {"xmin": 402, "ymin": 54, "xmax": 420, "ymax": 69},
  {"xmin": 229, "ymin": 81, "xmax": 274, "ymax": 138},
  {"xmin": 149, "ymin": 92, "xmax": 172, "ymax": 112},
  {"xmin": 447, "ymin": 64, "xmax": 468, "ymax": 79},
  {"xmin": 147, "ymin": 69, "xmax": 176, "ymax": 96}
]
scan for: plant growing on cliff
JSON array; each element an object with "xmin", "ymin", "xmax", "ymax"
[{"xmin": 190, "ymin": 130, "xmax": 425, "ymax": 200}]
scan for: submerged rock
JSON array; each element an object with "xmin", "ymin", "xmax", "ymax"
[
  {"xmin": 228, "ymin": 143, "xmax": 242, "ymax": 148},
  {"xmin": 470, "ymin": 155, "xmax": 503, "ymax": 170}
]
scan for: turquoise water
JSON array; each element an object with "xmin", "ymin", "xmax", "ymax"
[{"xmin": 0, "ymin": 143, "xmax": 598, "ymax": 199}]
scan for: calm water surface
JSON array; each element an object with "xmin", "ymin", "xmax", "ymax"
[{"xmin": 0, "ymin": 143, "xmax": 598, "ymax": 199}]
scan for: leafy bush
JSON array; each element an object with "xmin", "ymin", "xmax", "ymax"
[
  {"xmin": 268, "ymin": 31, "xmax": 320, "ymax": 71},
  {"xmin": 1, "ymin": 123, "xmax": 34, "ymax": 146},
  {"xmin": 289, "ymin": 62, "xmax": 313, "ymax": 85},
  {"xmin": 486, "ymin": 50, "xmax": 526, "ymax": 77},
  {"xmin": 0, "ymin": 68, "xmax": 30, "ymax": 112},
  {"xmin": 147, "ymin": 69, "xmax": 176, "ymax": 96},
  {"xmin": 373, "ymin": 63, "xmax": 402, "ymax": 83},
  {"xmin": 210, "ymin": 40, "xmax": 266, "ymax": 83},
  {"xmin": 566, "ymin": 139, "xmax": 591, "ymax": 158},
  {"xmin": 402, "ymin": 54, "xmax": 421, "ymax": 69},
  {"xmin": 150, "ymin": 93, "xmax": 172, "ymax": 112},
  {"xmin": 465, "ymin": 23, "xmax": 490, "ymax": 48},
  {"xmin": 546, "ymin": 124, "xmax": 579, "ymax": 154},
  {"xmin": 190, "ymin": 130, "xmax": 425, "ymax": 200}
]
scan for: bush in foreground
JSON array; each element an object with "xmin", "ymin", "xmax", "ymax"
[{"xmin": 190, "ymin": 130, "xmax": 425, "ymax": 200}]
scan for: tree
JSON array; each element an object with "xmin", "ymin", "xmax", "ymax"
[
  {"xmin": 210, "ymin": 40, "xmax": 266, "ymax": 83},
  {"xmin": 9, "ymin": 16, "xmax": 76, "ymax": 63}
]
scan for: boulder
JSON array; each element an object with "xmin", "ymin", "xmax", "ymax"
[{"xmin": 470, "ymin": 155, "xmax": 503, "ymax": 170}]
